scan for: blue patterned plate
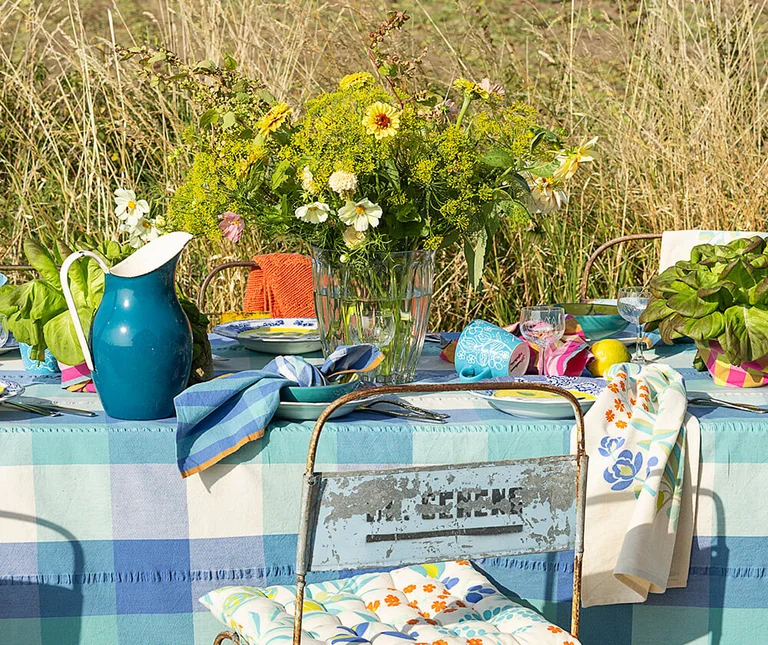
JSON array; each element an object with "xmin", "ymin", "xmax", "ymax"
[
  {"xmin": 0, "ymin": 336, "xmax": 19, "ymax": 356},
  {"xmin": 477, "ymin": 375, "xmax": 606, "ymax": 420},
  {"xmin": 0, "ymin": 378, "xmax": 25, "ymax": 403},
  {"xmin": 212, "ymin": 318, "xmax": 321, "ymax": 354}
]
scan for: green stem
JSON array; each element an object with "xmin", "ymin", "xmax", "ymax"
[{"xmin": 455, "ymin": 94, "xmax": 472, "ymax": 128}]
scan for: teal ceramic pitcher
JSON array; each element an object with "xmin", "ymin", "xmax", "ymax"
[{"xmin": 60, "ymin": 232, "xmax": 194, "ymax": 420}]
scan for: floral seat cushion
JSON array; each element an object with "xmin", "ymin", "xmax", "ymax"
[{"xmin": 200, "ymin": 560, "xmax": 580, "ymax": 645}]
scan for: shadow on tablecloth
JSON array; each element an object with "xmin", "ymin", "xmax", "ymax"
[
  {"xmin": 481, "ymin": 488, "xmax": 728, "ymax": 644},
  {"xmin": 0, "ymin": 512, "xmax": 83, "ymax": 645}
]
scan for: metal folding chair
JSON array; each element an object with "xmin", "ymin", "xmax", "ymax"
[{"xmin": 213, "ymin": 381, "xmax": 588, "ymax": 645}]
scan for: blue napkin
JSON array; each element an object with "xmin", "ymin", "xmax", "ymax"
[{"xmin": 174, "ymin": 345, "xmax": 382, "ymax": 477}]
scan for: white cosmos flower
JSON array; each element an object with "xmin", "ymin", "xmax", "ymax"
[
  {"xmin": 123, "ymin": 218, "xmax": 160, "ymax": 248},
  {"xmin": 328, "ymin": 171, "xmax": 358, "ymax": 198},
  {"xmin": 301, "ymin": 166, "xmax": 316, "ymax": 194},
  {"xmin": 521, "ymin": 172, "xmax": 568, "ymax": 214},
  {"xmin": 343, "ymin": 226, "xmax": 366, "ymax": 249},
  {"xmin": 295, "ymin": 202, "xmax": 330, "ymax": 224},
  {"xmin": 525, "ymin": 173, "xmax": 568, "ymax": 213},
  {"xmin": 338, "ymin": 198, "xmax": 382, "ymax": 232},
  {"xmin": 114, "ymin": 188, "xmax": 149, "ymax": 227}
]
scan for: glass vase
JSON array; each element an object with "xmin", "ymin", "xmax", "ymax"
[{"xmin": 312, "ymin": 248, "xmax": 435, "ymax": 385}]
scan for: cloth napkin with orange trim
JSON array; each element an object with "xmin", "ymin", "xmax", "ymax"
[{"xmin": 174, "ymin": 345, "xmax": 382, "ymax": 477}]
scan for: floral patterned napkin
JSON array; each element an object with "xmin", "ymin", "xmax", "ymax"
[{"xmin": 572, "ymin": 363, "xmax": 700, "ymax": 606}]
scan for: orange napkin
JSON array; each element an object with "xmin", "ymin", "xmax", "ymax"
[{"xmin": 243, "ymin": 253, "xmax": 315, "ymax": 318}]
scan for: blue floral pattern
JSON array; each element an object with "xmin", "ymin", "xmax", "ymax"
[
  {"xmin": 603, "ymin": 449, "xmax": 643, "ymax": 491},
  {"xmin": 598, "ymin": 436, "xmax": 624, "ymax": 457},
  {"xmin": 465, "ymin": 584, "xmax": 495, "ymax": 604}
]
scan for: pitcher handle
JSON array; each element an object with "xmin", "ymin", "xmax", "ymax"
[{"xmin": 59, "ymin": 251, "xmax": 110, "ymax": 372}]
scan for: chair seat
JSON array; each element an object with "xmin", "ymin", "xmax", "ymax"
[{"xmin": 202, "ymin": 561, "xmax": 580, "ymax": 645}]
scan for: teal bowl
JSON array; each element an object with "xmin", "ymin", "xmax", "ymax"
[
  {"xmin": 280, "ymin": 379, "xmax": 360, "ymax": 403},
  {"xmin": 560, "ymin": 303, "xmax": 629, "ymax": 341}
]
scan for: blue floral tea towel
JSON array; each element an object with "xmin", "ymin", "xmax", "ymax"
[{"xmin": 572, "ymin": 363, "xmax": 700, "ymax": 606}]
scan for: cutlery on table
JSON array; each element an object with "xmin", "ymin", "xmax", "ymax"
[
  {"xmin": 30, "ymin": 402, "xmax": 97, "ymax": 417},
  {"xmin": 2, "ymin": 400, "xmax": 61, "ymax": 417},
  {"xmin": 688, "ymin": 397, "xmax": 768, "ymax": 414},
  {"xmin": 358, "ymin": 397, "xmax": 449, "ymax": 423}
]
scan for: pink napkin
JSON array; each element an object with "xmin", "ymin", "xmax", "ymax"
[
  {"xmin": 59, "ymin": 361, "xmax": 97, "ymax": 393},
  {"xmin": 543, "ymin": 339, "xmax": 592, "ymax": 376}
]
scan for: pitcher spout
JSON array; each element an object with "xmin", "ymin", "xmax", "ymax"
[{"xmin": 109, "ymin": 232, "xmax": 193, "ymax": 279}]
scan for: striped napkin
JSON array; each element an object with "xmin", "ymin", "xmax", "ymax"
[{"xmin": 174, "ymin": 346, "xmax": 382, "ymax": 477}]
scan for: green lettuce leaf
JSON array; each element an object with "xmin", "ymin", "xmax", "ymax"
[{"xmin": 721, "ymin": 305, "xmax": 768, "ymax": 363}]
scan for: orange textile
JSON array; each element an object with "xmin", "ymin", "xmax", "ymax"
[{"xmin": 243, "ymin": 253, "xmax": 315, "ymax": 318}]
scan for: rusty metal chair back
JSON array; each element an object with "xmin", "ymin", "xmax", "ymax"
[
  {"xmin": 196, "ymin": 261, "xmax": 258, "ymax": 317},
  {"xmin": 578, "ymin": 233, "xmax": 662, "ymax": 302},
  {"xmin": 290, "ymin": 381, "xmax": 588, "ymax": 642},
  {"xmin": 0, "ymin": 264, "xmax": 36, "ymax": 281}
]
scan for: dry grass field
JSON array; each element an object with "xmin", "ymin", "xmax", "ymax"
[{"xmin": 1, "ymin": 0, "xmax": 766, "ymax": 328}]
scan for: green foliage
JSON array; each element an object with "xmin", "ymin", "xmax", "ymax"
[
  {"xmin": 0, "ymin": 238, "xmax": 120, "ymax": 363},
  {"xmin": 178, "ymin": 291, "xmax": 214, "ymax": 386},
  {"xmin": 283, "ymin": 82, "xmax": 393, "ymax": 191},
  {"xmin": 128, "ymin": 15, "xmax": 583, "ymax": 289},
  {"xmin": 641, "ymin": 236, "xmax": 768, "ymax": 364}
]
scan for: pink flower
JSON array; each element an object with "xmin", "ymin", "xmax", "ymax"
[
  {"xmin": 433, "ymin": 99, "xmax": 458, "ymax": 122},
  {"xmin": 478, "ymin": 78, "xmax": 505, "ymax": 99},
  {"xmin": 218, "ymin": 211, "xmax": 244, "ymax": 242}
]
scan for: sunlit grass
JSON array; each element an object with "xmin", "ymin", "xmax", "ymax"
[{"xmin": 0, "ymin": 0, "xmax": 766, "ymax": 329}]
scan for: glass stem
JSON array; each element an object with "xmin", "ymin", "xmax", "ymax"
[
  {"xmin": 540, "ymin": 343, "xmax": 547, "ymax": 376},
  {"xmin": 635, "ymin": 321, "xmax": 645, "ymax": 362}
]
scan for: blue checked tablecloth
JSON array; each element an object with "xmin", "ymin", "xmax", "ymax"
[{"xmin": 2, "ymin": 336, "xmax": 768, "ymax": 644}]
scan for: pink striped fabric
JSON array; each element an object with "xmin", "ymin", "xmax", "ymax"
[{"xmin": 58, "ymin": 361, "xmax": 97, "ymax": 393}]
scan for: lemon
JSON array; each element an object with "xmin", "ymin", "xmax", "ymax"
[{"xmin": 588, "ymin": 339, "xmax": 630, "ymax": 377}]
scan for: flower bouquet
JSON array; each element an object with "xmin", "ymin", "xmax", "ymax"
[{"xmin": 121, "ymin": 12, "xmax": 594, "ymax": 383}]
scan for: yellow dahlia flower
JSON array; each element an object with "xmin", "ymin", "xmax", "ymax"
[
  {"xmin": 362, "ymin": 102, "xmax": 400, "ymax": 140},
  {"xmin": 257, "ymin": 102, "xmax": 292, "ymax": 137}
]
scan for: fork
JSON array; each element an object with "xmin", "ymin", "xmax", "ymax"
[
  {"xmin": 358, "ymin": 397, "xmax": 449, "ymax": 423},
  {"xmin": 688, "ymin": 397, "xmax": 768, "ymax": 414}
]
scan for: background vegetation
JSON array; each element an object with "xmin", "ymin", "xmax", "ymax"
[{"xmin": 0, "ymin": 0, "xmax": 766, "ymax": 329}]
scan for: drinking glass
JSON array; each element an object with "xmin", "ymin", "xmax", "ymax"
[
  {"xmin": 0, "ymin": 314, "xmax": 7, "ymax": 348},
  {"xmin": 519, "ymin": 306, "xmax": 566, "ymax": 375},
  {"xmin": 618, "ymin": 286, "xmax": 651, "ymax": 363}
]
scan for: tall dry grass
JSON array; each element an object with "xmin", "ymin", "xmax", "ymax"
[{"xmin": 0, "ymin": 0, "xmax": 766, "ymax": 328}]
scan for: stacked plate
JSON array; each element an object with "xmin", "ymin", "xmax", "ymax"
[
  {"xmin": 477, "ymin": 375, "xmax": 606, "ymax": 419},
  {"xmin": 212, "ymin": 318, "xmax": 322, "ymax": 354},
  {"xmin": 0, "ymin": 337, "xmax": 19, "ymax": 356}
]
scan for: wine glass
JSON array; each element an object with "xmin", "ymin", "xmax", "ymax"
[
  {"xmin": 618, "ymin": 286, "xmax": 651, "ymax": 364},
  {"xmin": 519, "ymin": 306, "xmax": 566, "ymax": 375},
  {"xmin": 0, "ymin": 314, "xmax": 7, "ymax": 349}
]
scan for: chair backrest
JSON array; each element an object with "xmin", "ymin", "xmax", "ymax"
[
  {"xmin": 659, "ymin": 230, "xmax": 768, "ymax": 272},
  {"xmin": 291, "ymin": 381, "xmax": 588, "ymax": 642},
  {"xmin": 580, "ymin": 230, "xmax": 768, "ymax": 301},
  {"xmin": 197, "ymin": 261, "xmax": 258, "ymax": 316},
  {"xmin": 197, "ymin": 255, "xmax": 315, "ymax": 320}
]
